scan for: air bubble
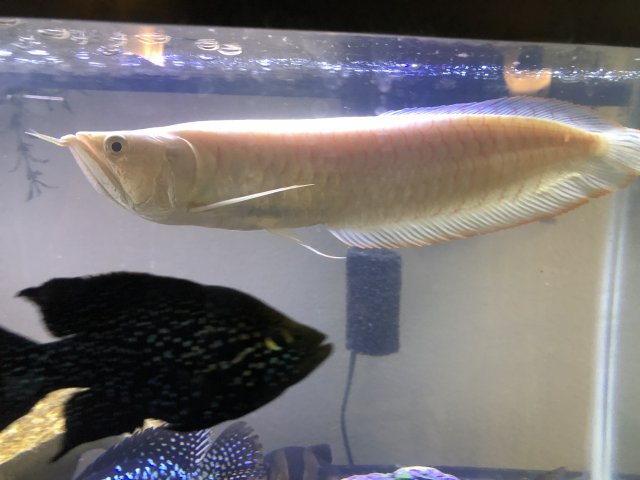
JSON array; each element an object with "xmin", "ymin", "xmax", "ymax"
[
  {"xmin": 218, "ymin": 43, "xmax": 242, "ymax": 56},
  {"xmin": 98, "ymin": 45, "xmax": 121, "ymax": 56},
  {"xmin": 109, "ymin": 32, "xmax": 128, "ymax": 47},
  {"xmin": 37, "ymin": 28, "xmax": 70, "ymax": 40},
  {"xmin": 0, "ymin": 18, "xmax": 20, "ymax": 27},
  {"xmin": 13, "ymin": 36, "xmax": 40, "ymax": 50},
  {"xmin": 135, "ymin": 32, "xmax": 171, "ymax": 45},
  {"xmin": 70, "ymin": 30, "xmax": 89, "ymax": 45},
  {"xmin": 195, "ymin": 38, "xmax": 219, "ymax": 51}
]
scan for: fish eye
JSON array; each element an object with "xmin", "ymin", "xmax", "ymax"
[{"xmin": 104, "ymin": 135, "xmax": 127, "ymax": 157}]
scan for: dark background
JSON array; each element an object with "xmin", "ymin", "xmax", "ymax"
[{"xmin": 0, "ymin": 0, "xmax": 638, "ymax": 47}]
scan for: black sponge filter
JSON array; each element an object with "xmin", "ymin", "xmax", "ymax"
[{"xmin": 346, "ymin": 248, "xmax": 401, "ymax": 356}]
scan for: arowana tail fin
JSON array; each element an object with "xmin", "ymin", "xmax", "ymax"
[{"xmin": 602, "ymin": 127, "xmax": 640, "ymax": 174}]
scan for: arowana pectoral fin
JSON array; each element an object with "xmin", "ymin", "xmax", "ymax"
[{"xmin": 189, "ymin": 184, "xmax": 314, "ymax": 212}]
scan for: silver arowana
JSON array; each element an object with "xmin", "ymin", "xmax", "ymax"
[{"xmin": 28, "ymin": 97, "xmax": 640, "ymax": 251}]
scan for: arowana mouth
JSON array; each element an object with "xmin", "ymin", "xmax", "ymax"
[
  {"xmin": 26, "ymin": 130, "xmax": 131, "ymax": 209},
  {"xmin": 26, "ymin": 130, "xmax": 130, "ymax": 209}
]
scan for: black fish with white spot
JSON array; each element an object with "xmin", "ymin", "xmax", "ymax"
[
  {"xmin": 76, "ymin": 421, "xmax": 265, "ymax": 480},
  {"xmin": 0, "ymin": 272, "xmax": 332, "ymax": 462}
]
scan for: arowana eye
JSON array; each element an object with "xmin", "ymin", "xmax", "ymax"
[{"xmin": 104, "ymin": 135, "xmax": 127, "ymax": 157}]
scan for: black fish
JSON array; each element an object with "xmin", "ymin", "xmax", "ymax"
[
  {"xmin": 0, "ymin": 272, "xmax": 332, "ymax": 461},
  {"xmin": 76, "ymin": 421, "xmax": 265, "ymax": 480}
]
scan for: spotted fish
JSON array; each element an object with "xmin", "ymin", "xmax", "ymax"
[
  {"xmin": 0, "ymin": 272, "xmax": 332, "ymax": 461},
  {"xmin": 75, "ymin": 421, "xmax": 265, "ymax": 480}
]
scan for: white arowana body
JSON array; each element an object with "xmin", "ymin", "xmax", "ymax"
[{"xmin": 29, "ymin": 97, "xmax": 640, "ymax": 249}]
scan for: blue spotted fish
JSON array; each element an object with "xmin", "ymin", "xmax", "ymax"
[
  {"xmin": 342, "ymin": 467, "xmax": 459, "ymax": 480},
  {"xmin": 75, "ymin": 421, "xmax": 265, "ymax": 480}
]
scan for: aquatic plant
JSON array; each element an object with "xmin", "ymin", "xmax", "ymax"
[{"xmin": 2, "ymin": 88, "xmax": 71, "ymax": 200}]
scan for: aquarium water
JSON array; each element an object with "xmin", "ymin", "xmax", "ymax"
[{"xmin": 0, "ymin": 17, "xmax": 639, "ymax": 480}]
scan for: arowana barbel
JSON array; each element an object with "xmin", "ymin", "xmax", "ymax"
[{"xmin": 28, "ymin": 97, "xmax": 640, "ymax": 250}]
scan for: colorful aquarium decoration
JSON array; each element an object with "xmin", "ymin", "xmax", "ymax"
[{"xmin": 341, "ymin": 467, "xmax": 459, "ymax": 480}]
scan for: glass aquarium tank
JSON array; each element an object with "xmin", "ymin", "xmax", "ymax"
[{"xmin": 0, "ymin": 16, "xmax": 639, "ymax": 480}]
